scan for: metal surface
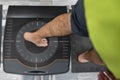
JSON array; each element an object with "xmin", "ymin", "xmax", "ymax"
[{"xmin": 0, "ymin": 5, "xmax": 2, "ymax": 66}]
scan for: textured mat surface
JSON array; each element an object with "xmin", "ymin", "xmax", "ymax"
[{"xmin": 71, "ymin": 35, "xmax": 107, "ymax": 72}]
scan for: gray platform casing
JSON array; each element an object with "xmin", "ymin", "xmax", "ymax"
[{"xmin": 71, "ymin": 35, "xmax": 107, "ymax": 72}]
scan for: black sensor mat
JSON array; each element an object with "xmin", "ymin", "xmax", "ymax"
[
  {"xmin": 3, "ymin": 6, "xmax": 70, "ymax": 75},
  {"xmin": 0, "ymin": 5, "xmax": 2, "ymax": 65},
  {"xmin": 71, "ymin": 35, "xmax": 107, "ymax": 72}
]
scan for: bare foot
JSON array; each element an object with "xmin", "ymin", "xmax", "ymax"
[
  {"xmin": 78, "ymin": 49, "xmax": 105, "ymax": 65},
  {"xmin": 24, "ymin": 32, "xmax": 48, "ymax": 47},
  {"xmin": 78, "ymin": 51, "xmax": 90, "ymax": 63}
]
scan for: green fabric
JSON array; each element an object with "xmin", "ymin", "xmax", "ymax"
[{"xmin": 84, "ymin": 0, "xmax": 120, "ymax": 78}]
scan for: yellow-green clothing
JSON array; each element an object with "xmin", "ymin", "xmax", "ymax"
[{"xmin": 85, "ymin": 0, "xmax": 120, "ymax": 78}]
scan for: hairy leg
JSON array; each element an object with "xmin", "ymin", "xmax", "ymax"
[
  {"xmin": 78, "ymin": 49, "xmax": 105, "ymax": 65},
  {"xmin": 24, "ymin": 13, "xmax": 72, "ymax": 47}
]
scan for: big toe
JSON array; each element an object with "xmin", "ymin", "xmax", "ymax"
[{"xmin": 78, "ymin": 51, "xmax": 89, "ymax": 63}]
